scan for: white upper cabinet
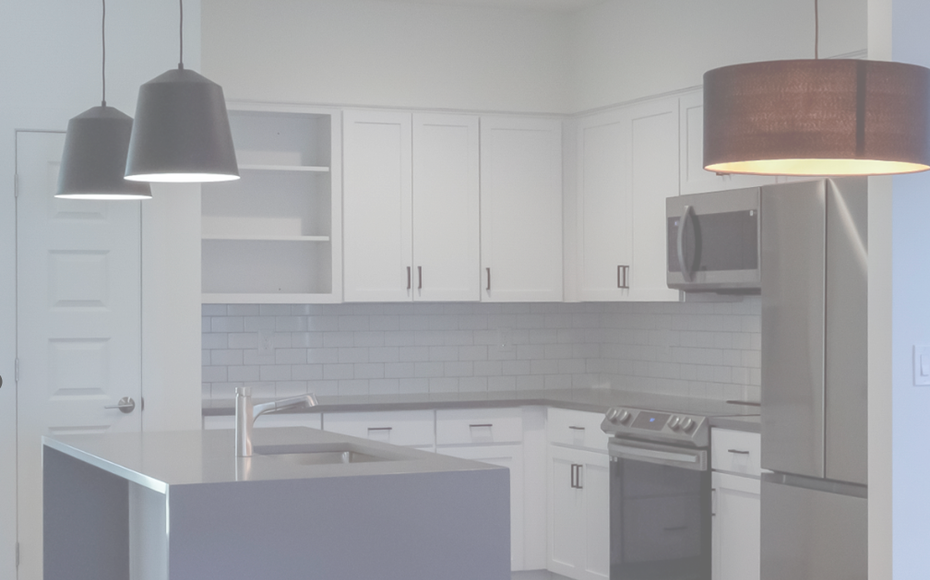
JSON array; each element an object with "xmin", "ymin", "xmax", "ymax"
[
  {"xmin": 480, "ymin": 117, "xmax": 563, "ymax": 302},
  {"xmin": 576, "ymin": 97, "xmax": 679, "ymax": 302},
  {"xmin": 679, "ymin": 90, "xmax": 778, "ymax": 195},
  {"xmin": 343, "ymin": 110, "xmax": 414, "ymax": 302},
  {"xmin": 343, "ymin": 110, "xmax": 480, "ymax": 302},
  {"xmin": 202, "ymin": 105, "xmax": 341, "ymax": 303},
  {"xmin": 412, "ymin": 114, "xmax": 481, "ymax": 301}
]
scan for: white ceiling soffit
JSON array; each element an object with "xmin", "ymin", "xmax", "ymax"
[{"xmin": 370, "ymin": 0, "xmax": 608, "ymax": 13}]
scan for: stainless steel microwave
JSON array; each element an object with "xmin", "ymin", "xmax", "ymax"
[{"xmin": 666, "ymin": 187, "xmax": 761, "ymax": 293}]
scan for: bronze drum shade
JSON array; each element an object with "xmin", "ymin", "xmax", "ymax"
[{"xmin": 703, "ymin": 59, "xmax": 930, "ymax": 176}]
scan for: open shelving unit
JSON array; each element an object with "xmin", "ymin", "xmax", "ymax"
[{"xmin": 201, "ymin": 104, "xmax": 342, "ymax": 303}]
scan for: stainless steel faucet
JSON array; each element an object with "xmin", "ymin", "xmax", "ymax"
[{"xmin": 235, "ymin": 386, "xmax": 319, "ymax": 457}]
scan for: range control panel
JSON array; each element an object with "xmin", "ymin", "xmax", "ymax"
[{"xmin": 600, "ymin": 407, "xmax": 710, "ymax": 447}]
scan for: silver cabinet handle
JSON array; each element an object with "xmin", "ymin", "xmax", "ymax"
[
  {"xmin": 568, "ymin": 425, "xmax": 585, "ymax": 431},
  {"xmin": 418, "ymin": 266, "xmax": 422, "ymax": 290},
  {"xmin": 620, "ymin": 265, "xmax": 630, "ymax": 289},
  {"xmin": 677, "ymin": 204, "xmax": 693, "ymax": 281},
  {"xmin": 727, "ymin": 449, "xmax": 751, "ymax": 455},
  {"xmin": 570, "ymin": 464, "xmax": 584, "ymax": 489},
  {"xmin": 618, "ymin": 265, "xmax": 622, "ymax": 288},
  {"xmin": 104, "ymin": 397, "xmax": 136, "ymax": 414},
  {"xmin": 407, "ymin": 267, "xmax": 411, "ymax": 290},
  {"xmin": 711, "ymin": 487, "xmax": 717, "ymax": 516},
  {"xmin": 486, "ymin": 267, "xmax": 491, "ymax": 292},
  {"xmin": 368, "ymin": 427, "xmax": 392, "ymax": 432},
  {"xmin": 469, "ymin": 424, "xmax": 493, "ymax": 428}
]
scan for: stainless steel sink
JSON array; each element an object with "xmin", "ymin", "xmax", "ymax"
[
  {"xmin": 265, "ymin": 450, "xmax": 386, "ymax": 466},
  {"xmin": 253, "ymin": 443, "xmax": 397, "ymax": 466}
]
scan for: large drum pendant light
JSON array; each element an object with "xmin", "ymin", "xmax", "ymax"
[
  {"xmin": 703, "ymin": 0, "xmax": 930, "ymax": 177},
  {"xmin": 57, "ymin": 0, "xmax": 151, "ymax": 200},
  {"xmin": 125, "ymin": 0, "xmax": 238, "ymax": 183}
]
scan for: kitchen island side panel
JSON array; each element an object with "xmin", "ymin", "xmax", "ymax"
[
  {"xmin": 43, "ymin": 446, "xmax": 130, "ymax": 580},
  {"xmin": 167, "ymin": 468, "xmax": 510, "ymax": 580}
]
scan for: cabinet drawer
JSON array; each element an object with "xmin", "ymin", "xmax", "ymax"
[
  {"xmin": 323, "ymin": 410, "xmax": 435, "ymax": 448},
  {"xmin": 547, "ymin": 408, "xmax": 609, "ymax": 452},
  {"xmin": 436, "ymin": 408, "xmax": 523, "ymax": 446},
  {"xmin": 711, "ymin": 428, "xmax": 761, "ymax": 476}
]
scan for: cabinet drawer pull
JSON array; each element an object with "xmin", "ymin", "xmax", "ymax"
[
  {"xmin": 469, "ymin": 424, "xmax": 493, "ymax": 428},
  {"xmin": 619, "ymin": 265, "xmax": 630, "ymax": 289},
  {"xmin": 418, "ymin": 266, "xmax": 422, "ymax": 290},
  {"xmin": 486, "ymin": 267, "xmax": 491, "ymax": 292},
  {"xmin": 407, "ymin": 267, "xmax": 411, "ymax": 290},
  {"xmin": 568, "ymin": 426, "xmax": 585, "ymax": 431},
  {"xmin": 727, "ymin": 449, "xmax": 751, "ymax": 455},
  {"xmin": 570, "ymin": 464, "xmax": 584, "ymax": 489},
  {"xmin": 368, "ymin": 427, "xmax": 393, "ymax": 432},
  {"xmin": 617, "ymin": 265, "xmax": 622, "ymax": 288}
]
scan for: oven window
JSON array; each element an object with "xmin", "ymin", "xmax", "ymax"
[
  {"xmin": 610, "ymin": 457, "xmax": 711, "ymax": 580},
  {"xmin": 668, "ymin": 210, "xmax": 758, "ymax": 273}
]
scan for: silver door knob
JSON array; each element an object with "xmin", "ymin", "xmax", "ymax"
[{"xmin": 104, "ymin": 397, "xmax": 136, "ymax": 414}]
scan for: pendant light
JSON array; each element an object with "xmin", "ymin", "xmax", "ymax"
[
  {"xmin": 124, "ymin": 0, "xmax": 239, "ymax": 183},
  {"xmin": 703, "ymin": 0, "xmax": 930, "ymax": 177},
  {"xmin": 56, "ymin": 0, "xmax": 152, "ymax": 200}
]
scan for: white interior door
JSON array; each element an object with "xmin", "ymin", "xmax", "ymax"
[{"xmin": 15, "ymin": 131, "xmax": 143, "ymax": 580}]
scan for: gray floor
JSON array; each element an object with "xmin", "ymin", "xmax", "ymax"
[{"xmin": 512, "ymin": 571, "xmax": 572, "ymax": 580}]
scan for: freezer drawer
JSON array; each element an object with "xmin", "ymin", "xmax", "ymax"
[{"xmin": 761, "ymin": 474, "xmax": 866, "ymax": 580}]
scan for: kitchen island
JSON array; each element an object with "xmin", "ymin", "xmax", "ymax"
[{"xmin": 43, "ymin": 427, "xmax": 509, "ymax": 580}]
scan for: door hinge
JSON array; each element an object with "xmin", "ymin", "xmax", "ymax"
[
  {"xmin": 14, "ymin": 358, "xmax": 19, "ymax": 383},
  {"xmin": 13, "ymin": 173, "xmax": 18, "ymax": 198}
]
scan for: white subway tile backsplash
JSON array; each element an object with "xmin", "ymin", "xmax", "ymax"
[{"xmin": 202, "ymin": 298, "xmax": 762, "ymax": 402}]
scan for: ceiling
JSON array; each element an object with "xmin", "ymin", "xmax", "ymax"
[{"xmin": 368, "ymin": 0, "xmax": 608, "ymax": 13}]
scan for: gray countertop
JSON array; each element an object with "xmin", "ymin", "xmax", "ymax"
[
  {"xmin": 202, "ymin": 388, "xmax": 761, "ymax": 418},
  {"xmin": 43, "ymin": 427, "xmax": 501, "ymax": 494}
]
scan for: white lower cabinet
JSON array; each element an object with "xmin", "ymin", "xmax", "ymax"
[
  {"xmin": 711, "ymin": 429, "xmax": 761, "ymax": 580},
  {"xmin": 547, "ymin": 445, "xmax": 610, "ymax": 580},
  {"xmin": 436, "ymin": 408, "xmax": 525, "ymax": 571},
  {"xmin": 322, "ymin": 409, "xmax": 435, "ymax": 450}
]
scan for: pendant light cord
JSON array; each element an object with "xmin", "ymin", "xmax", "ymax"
[
  {"xmin": 101, "ymin": 0, "xmax": 106, "ymax": 106},
  {"xmin": 178, "ymin": 0, "xmax": 184, "ymax": 69},
  {"xmin": 814, "ymin": 0, "xmax": 819, "ymax": 59}
]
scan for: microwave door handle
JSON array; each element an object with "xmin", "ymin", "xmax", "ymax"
[{"xmin": 677, "ymin": 205, "xmax": 693, "ymax": 281}]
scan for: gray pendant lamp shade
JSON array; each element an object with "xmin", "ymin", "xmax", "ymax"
[
  {"xmin": 703, "ymin": 59, "xmax": 930, "ymax": 176},
  {"xmin": 56, "ymin": 106, "xmax": 152, "ymax": 200},
  {"xmin": 124, "ymin": 67, "xmax": 239, "ymax": 183}
]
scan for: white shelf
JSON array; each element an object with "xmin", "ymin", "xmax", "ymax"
[
  {"xmin": 202, "ymin": 293, "xmax": 342, "ymax": 304},
  {"xmin": 239, "ymin": 164, "xmax": 330, "ymax": 173},
  {"xmin": 202, "ymin": 235, "xmax": 331, "ymax": 242}
]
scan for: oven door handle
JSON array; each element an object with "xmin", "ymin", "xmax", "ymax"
[{"xmin": 608, "ymin": 438, "xmax": 708, "ymax": 471}]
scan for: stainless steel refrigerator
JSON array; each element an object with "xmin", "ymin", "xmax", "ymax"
[{"xmin": 760, "ymin": 177, "xmax": 867, "ymax": 580}]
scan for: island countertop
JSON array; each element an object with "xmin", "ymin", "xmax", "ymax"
[{"xmin": 43, "ymin": 426, "xmax": 502, "ymax": 494}]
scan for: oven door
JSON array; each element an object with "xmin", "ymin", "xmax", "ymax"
[{"xmin": 608, "ymin": 437, "xmax": 711, "ymax": 580}]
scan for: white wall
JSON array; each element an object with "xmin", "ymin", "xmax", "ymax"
[
  {"xmin": 890, "ymin": 1, "xmax": 930, "ymax": 577},
  {"xmin": 0, "ymin": 2, "xmax": 202, "ymax": 578},
  {"xmin": 567, "ymin": 0, "xmax": 867, "ymax": 111},
  {"xmin": 203, "ymin": 0, "xmax": 866, "ymax": 115},
  {"xmin": 202, "ymin": 0, "xmax": 571, "ymax": 114}
]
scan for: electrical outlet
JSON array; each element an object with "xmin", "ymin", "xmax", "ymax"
[{"xmin": 259, "ymin": 330, "xmax": 274, "ymax": 355}]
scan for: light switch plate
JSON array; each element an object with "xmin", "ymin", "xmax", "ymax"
[{"xmin": 914, "ymin": 345, "xmax": 930, "ymax": 385}]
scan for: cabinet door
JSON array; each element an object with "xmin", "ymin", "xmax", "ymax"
[
  {"xmin": 679, "ymin": 90, "xmax": 778, "ymax": 195},
  {"xmin": 576, "ymin": 109, "xmax": 632, "ymax": 301},
  {"xmin": 480, "ymin": 117, "xmax": 563, "ymax": 302},
  {"xmin": 322, "ymin": 410, "xmax": 435, "ymax": 449},
  {"xmin": 437, "ymin": 444, "xmax": 525, "ymax": 571},
  {"xmin": 412, "ymin": 114, "xmax": 480, "ymax": 301},
  {"xmin": 343, "ymin": 110, "xmax": 413, "ymax": 302},
  {"xmin": 712, "ymin": 471, "xmax": 760, "ymax": 580},
  {"xmin": 627, "ymin": 97, "xmax": 680, "ymax": 301},
  {"xmin": 548, "ymin": 445, "xmax": 610, "ymax": 580},
  {"xmin": 577, "ymin": 98, "xmax": 679, "ymax": 302}
]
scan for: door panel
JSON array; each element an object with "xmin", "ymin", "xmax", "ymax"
[
  {"xmin": 760, "ymin": 181, "xmax": 826, "ymax": 478},
  {"xmin": 412, "ymin": 114, "xmax": 480, "ymax": 302},
  {"xmin": 343, "ymin": 111, "xmax": 413, "ymax": 302},
  {"xmin": 16, "ymin": 131, "xmax": 143, "ymax": 580},
  {"xmin": 824, "ymin": 177, "xmax": 868, "ymax": 485}
]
